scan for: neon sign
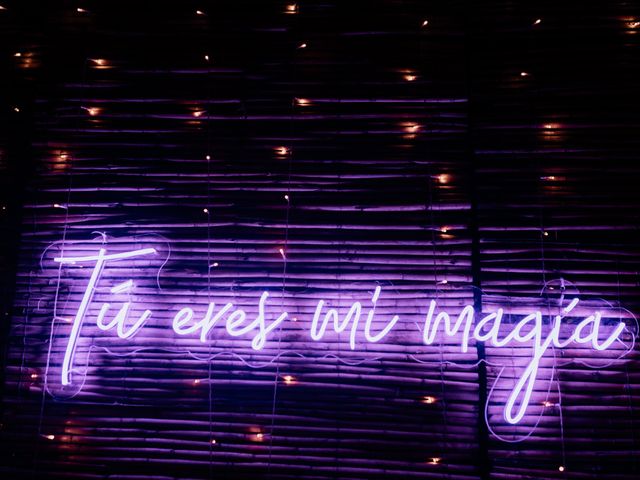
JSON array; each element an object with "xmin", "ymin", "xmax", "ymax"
[{"xmin": 46, "ymin": 241, "xmax": 636, "ymax": 434}]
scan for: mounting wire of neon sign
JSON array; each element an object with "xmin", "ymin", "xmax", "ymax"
[{"xmin": 42, "ymin": 238, "xmax": 637, "ymax": 439}]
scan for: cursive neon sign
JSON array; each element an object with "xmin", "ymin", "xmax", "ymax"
[{"xmin": 50, "ymin": 243, "xmax": 635, "ymax": 429}]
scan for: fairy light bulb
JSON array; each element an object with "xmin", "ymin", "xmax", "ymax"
[
  {"xmin": 283, "ymin": 375, "xmax": 295, "ymax": 385},
  {"xmin": 204, "ymin": 54, "xmax": 210, "ymax": 62},
  {"xmin": 30, "ymin": 373, "xmax": 38, "ymax": 379},
  {"xmin": 194, "ymin": 379, "xmax": 201, "ymax": 385},
  {"xmin": 430, "ymin": 457, "xmax": 441, "ymax": 465},
  {"xmin": 210, "ymin": 262, "xmax": 219, "ymax": 268},
  {"xmin": 279, "ymin": 248, "xmax": 286, "ymax": 259},
  {"xmin": 196, "ymin": 10, "xmax": 205, "ymax": 16},
  {"xmin": 421, "ymin": 19, "xmax": 429, "ymax": 27},
  {"xmin": 422, "ymin": 396, "xmax": 436, "ymax": 404},
  {"xmin": 203, "ymin": 208, "xmax": 209, "ymax": 214},
  {"xmin": 533, "ymin": 18, "xmax": 542, "ymax": 25},
  {"xmin": 403, "ymin": 74, "xmax": 417, "ymax": 82},
  {"xmin": 297, "ymin": 42, "xmax": 307, "ymax": 49},
  {"xmin": 285, "ymin": 3, "xmax": 298, "ymax": 14},
  {"xmin": 193, "ymin": 110, "xmax": 204, "ymax": 118},
  {"xmin": 275, "ymin": 146, "xmax": 289, "ymax": 156},
  {"xmin": 205, "ymin": 155, "xmax": 211, "ymax": 160},
  {"xmin": 284, "ymin": 194, "xmax": 289, "ymax": 201},
  {"xmin": 558, "ymin": 466, "xmax": 565, "ymax": 472},
  {"xmin": 295, "ymin": 97, "xmax": 311, "ymax": 106},
  {"xmin": 77, "ymin": 7, "xmax": 88, "ymax": 13},
  {"xmin": 520, "ymin": 71, "xmax": 529, "ymax": 77},
  {"xmin": 211, "ymin": 438, "xmax": 217, "ymax": 444}
]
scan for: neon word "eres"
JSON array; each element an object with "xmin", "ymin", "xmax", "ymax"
[{"xmin": 54, "ymin": 247, "xmax": 628, "ymax": 425}]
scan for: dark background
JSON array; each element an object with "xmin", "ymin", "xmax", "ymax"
[{"xmin": 0, "ymin": 1, "xmax": 639, "ymax": 479}]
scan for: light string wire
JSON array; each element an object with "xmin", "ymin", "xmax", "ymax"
[
  {"xmin": 204, "ymin": 27, "xmax": 215, "ymax": 478},
  {"xmin": 266, "ymin": 29, "xmax": 296, "ymax": 477}
]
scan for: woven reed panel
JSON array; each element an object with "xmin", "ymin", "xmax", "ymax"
[{"xmin": 0, "ymin": 1, "xmax": 638, "ymax": 479}]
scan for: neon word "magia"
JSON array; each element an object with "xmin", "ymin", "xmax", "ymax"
[{"xmin": 54, "ymin": 246, "xmax": 630, "ymax": 426}]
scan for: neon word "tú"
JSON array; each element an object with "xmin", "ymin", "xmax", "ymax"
[{"xmin": 54, "ymin": 246, "xmax": 628, "ymax": 425}]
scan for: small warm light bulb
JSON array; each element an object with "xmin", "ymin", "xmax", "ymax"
[
  {"xmin": 205, "ymin": 155, "xmax": 211, "ymax": 160},
  {"xmin": 403, "ymin": 74, "xmax": 417, "ymax": 82},
  {"xmin": 256, "ymin": 433, "xmax": 264, "ymax": 440},
  {"xmin": 204, "ymin": 54, "xmax": 210, "ymax": 62},
  {"xmin": 194, "ymin": 379, "xmax": 201, "ymax": 385},
  {"xmin": 45, "ymin": 434, "xmax": 55, "ymax": 440},
  {"xmin": 14, "ymin": 52, "xmax": 21, "ymax": 57},
  {"xmin": 558, "ymin": 466, "xmax": 565, "ymax": 472},
  {"xmin": 295, "ymin": 97, "xmax": 311, "ymax": 106},
  {"xmin": 77, "ymin": 8, "xmax": 88, "ymax": 13},
  {"xmin": 30, "ymin": 373, "xmax": 38, "ymax": 379},
  {"xmin": 13, "ymin": 107, "xmax": 20, "ymax": 112},
  {"xmin": 285, "ymin": 3, "xmax": 298, "ymax": 14},
  {"xmin": 0, "ymin": 6, "xmax": 7, "ymax": 10},
  {"xmin": 210, "ymin": 262, "xmax": 219, "ymax": 268},
  {"xmin": 284, "ymin": 194, "xmax": 289, "ymax": 201},
  {"xmin": 211, "ymin": 439, "xmax": 217, "ymax": 444},
  {"xmin": 193, "ymin": 110, "xmax": 205, "ymax": 118},
  {"xmin": 422, "ymin": 396, "xmax": 436, "ymax": 404},
  {"xmin": 437, "ymin": 174, "xmax": 449, "ymax": 184},
  {"xmin": 543, "ymin": 231, "xmax": 549, "ymax": 237},
  {"xmin": 430, "ymin": 457, "xmax": 441, "ymax": 465},
  {"xmin": 421, "ymin": 19, "xmax": 429, "ymax": 27},
  {"xmin": 292, "ymin": 317, "xmax": 298, "ymax": 322},
  {"xmin": 533, "ymin": 18, "xmax": 542, "ymax": 25},
  {"xmin": 542, "ymin": 400, "xmax": 554, "ymax": 407},
  {"xmin": 203, "ymin": 208, "xmax": 209, "ymax": 214},
  {"xmin": 297, "ymin": 42, "xmax": 307, "ymax": 49},
  {"xmin": 275, "ymin": 146, "xmax": 289, "ymax": 156},
  {"xmin": 196, "ymin": 10, "xmax": 205, "ymax": 16},
  {"xmin": 520, "ymin": 71, "xmax": 529, "ymax": 77},
  {"xmin": 440, "ymin": 226, "xmax": 449, "ymax": 233},
  {"xmin": 83, "ymin": 106, "xmax": 100, "ymax": 116},
  {"xmin": 283, "ymin": 375, "xmax": 295, "ymax": 385},
  {"xmin": 439, "ymin": 279, "xmax": 448, "ymax": 285},
  {"xmin": 279, "ymin": 248, "xmax": 286, "ymax": 259}
]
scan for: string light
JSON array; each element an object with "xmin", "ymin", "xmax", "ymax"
[
  {"xmin": 542, "ymin": 400, "xmax": 554, "ymax": 407},
  {"xmin": 520, "ymin": 71, "xmax": 530, "ymax": 77},
  {"xmin": 439, "ymin": 279, "xmax": 448, "ymax": 285},
  {"xmin": 429, "ymin": 457, "xmax": 441, "ymax": 465},
  {"xmin": 196, "ymin": 10, "xmax": 206, "ymax": 16},
  {"xmin": 436, "ymin": 173, "xmax": 450, "ymax": 184},
  {"xmin": 30, "ymin": 373, "xmax": 38, "ymax": 380},
  {"xmin": 192, "ymin": 110, "xmax": 205, "ymax": 118},
  {"xmin": 76, "ymin": 7, "xmax": 88, "ymax": 13},
  {"xmin": 533, "ymin": 18, "xmax": 542, "ymax": 25},
  {"xmin": 13, "ymin": 107, "xmax": 20, "ymax": 112},
  {"xmin": 203, "ymin": 208, "xmax": 209, "ymax": 214},
  {"xmin": 285, "ymin": 3, "xmax": 298, "ymax": 14},
  {"xmin": 14, "ymin": 52, "xmax": 21, "ymax": 57},
  {"xmin": 284, "ymin": 194, "xmax": 289, "ymax": 201},
  {"xmin": 422, "ymin": 396, "xmax": 436, "ymax": 404},
  {"xmin": 193, "ymin": 379, "xmax": 201, "ymax": 385},
  {"xmin": 82, "ymin": 106, "xmax": 100, "ymax": 116},
  {"xmin": 45, "ymin": 434, "xmax": 55, "ymax": 440},
  {"xmin": 278, "ymin": 247, "xmax": 286, "ymax": 259},
  {"xmin": 295, "ymin": 97, "xmax": 311, "ymax": 106},
  {"xmin": 282, "ymin": 375, "xmax": 295, "ymax": 385},
  {"xmin": 275, "ymin": 146, "xmax": 290, "ymax": 156},
  {"xmin": 210, "ymin": 438, "xmax": 217, "ymax": 444},
  {"xmin": 440, "ymin": 226, "xmax": 449, "ymax": 233},
  {"xmin": 543, "ymin": 231, "xmax": 549, "ymax": 237},
  {"xmin": 0, "ymin": 6, "xmax": 6, "ymax": 10},
  {"xmin": 421, "ymin": 19, "xmax": 429, "ymax": 27},
  {"xmin": 540, "ymin": 175, "xmax": 557, "ymax": 181},
  {"xmin": 204, "ymin": 54, "xmax": 210, "ymax": 62},
  {"xmin": 558, "ymin": 466, "xmax": 565, "ymax": 472},
  {"xmin": 403, "ymin": 74, "xmax": 417, "ymax": 82},
  {"xmin": 209, "ymin": 262, "xmax": 219, "ymax": 268},
  {"xmin": 297, "ymin": 42, "xmax": 307, "ymax": 49},
  {"xmin": 205, "ymin": 155, "xmax": 211, "ymax": 160}
]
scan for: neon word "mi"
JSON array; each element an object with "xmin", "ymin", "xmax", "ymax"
[{"xmin": 54, "ymin": 246, "xmax": 629, "ymax": 426}]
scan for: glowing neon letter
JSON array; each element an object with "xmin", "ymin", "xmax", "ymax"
[{"xmin": 54, "ymin": 247, "xmax": 156, "ymax": 386}]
